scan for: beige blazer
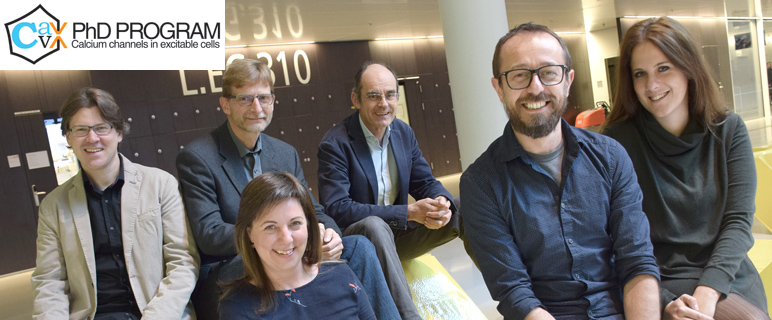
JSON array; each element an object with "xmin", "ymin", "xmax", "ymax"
[{"xmin": 31, "ymin": 155, "xmax": 199, "ymax": 320}]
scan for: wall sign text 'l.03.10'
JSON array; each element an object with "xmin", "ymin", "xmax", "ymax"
[
  {"xmin": 226, "ymin": 50, "xmax": 311, "ymax": 86},
  {"xmin": 224, "ymin": 4, "xmax": 303, "ymax": 41}
]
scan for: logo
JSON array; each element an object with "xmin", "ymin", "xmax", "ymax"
[{"xmin": 4, "ymin": 5, "xmax": 66, "ymax": 64}]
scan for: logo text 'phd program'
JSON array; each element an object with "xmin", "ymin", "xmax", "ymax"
[
  {"xmin": 5, "ymin": 5, "xmax": 221, "ymax": 65},
  {"xmin": 4, "ymin": 5, "xmax": 65, "ymax": 64}
]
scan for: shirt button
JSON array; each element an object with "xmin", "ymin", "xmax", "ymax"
[
  {"xmin": 567, "ymin": 239, "xmax": 573, "ymax": 244},
  {"xmin": 105, "ymin": 200, "xmax": 109, "ymax": 203},
  {"xmin": 575, "ymin": 274, "xmax": 581, "ymax": 279},
  {"xmin": 109, "ymin": 227, "xmax": 114, "ymax": 231},
  {"xmin": 560, "ymin": 202, "xmax": 566, "ymax": 209}
]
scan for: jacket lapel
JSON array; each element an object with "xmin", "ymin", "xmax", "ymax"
[
  {"xmin": 120, "ymin": 156, "xmax": 138, "ymax": 267},
  {"xmin": 389, "ymin": 127, "xmax": 410, "ymax": 204},
  {"xmin": 68, "ymin": 172, "xmax": 97, "ymax": 287},
  {"xmin": 347, "ymin": 113, "xmax": 379, "ymax": 202},
  {"xmin": 217, "ymin": 124, "xmax": 250, "ymax": 195},
  {"xmin": 259, "ymin": 136, "xmax": 278, "ymax": 173}
]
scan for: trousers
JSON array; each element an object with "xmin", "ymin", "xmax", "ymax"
[{"xmin": 344, "ymin": 213, "xmax": 462, "ymax": 320}]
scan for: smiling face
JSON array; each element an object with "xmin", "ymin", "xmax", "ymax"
[
  {"xmin": 491, "ymin": 31, "xmax": 574, "ymax": 139},
  {"xmin": 221, "ymin": 81, "xmax": 274, "ymax": 144},
  {"xmin": 631, "ymin": 41, "xmax": 690, "ymax": 131},
  {"xmin": 248, "ymin": 198, "xmax": 308, "ymax": 279},
  {"xmin": 352, "ymin": 64, "xmax": 398, "ymax": 139},
  {"xmin": 66, "ymin": 106, "xmax": 123, "ymax": 180}
]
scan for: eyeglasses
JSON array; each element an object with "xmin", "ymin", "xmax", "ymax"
[
  {"xmin": 364, "ymin": 91, "xmax": 399, "ymax": 102},
  {"xmin": 228, "ymin": 93, "xmax": 275, "ymax": 107},
  {"xmin": 498, "ymin": 65, "xmax": 567, "ymax": 90},
  {"xmin": 69, "ymin": 123, "xmax": 113, "ymax": 137}
]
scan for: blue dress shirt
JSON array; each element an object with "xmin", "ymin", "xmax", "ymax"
[
  {"xmin": 461, "ymin": 120, "xmax": 659, "ymax": 320},
  {"xmin": 358, "ymin": 114, "xmax": 399, "ymax": 206}
]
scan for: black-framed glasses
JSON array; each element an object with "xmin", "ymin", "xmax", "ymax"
[
  {"xmin": 228, "ymin": 93, "xmax": 275, "ymax": 107},
  {"xmin": 364, "ymin": 91, "xmax": 399, "ymax": 102},
  {"xmin": 498, "ymin": 65, "xmax": 567, "ymax": 90},
  {"xmin": 69, "ymin": 123, "xmax": 113, "ymax": 137}
]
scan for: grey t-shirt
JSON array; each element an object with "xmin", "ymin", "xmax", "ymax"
[{"xmin": 526, "ymin": 141, "xmax": 564, "ymax": 186}]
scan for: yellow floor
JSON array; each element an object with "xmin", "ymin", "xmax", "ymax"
[{"xmin": 403, "ymin": 253, "xmax": 487, "ymax": 320}]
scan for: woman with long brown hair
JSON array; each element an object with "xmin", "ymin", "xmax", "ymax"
[
  {"xmin": 218, "ymin": 172, "xmax": 375, "ymax": 319},
  {"xmin": 603, "ymin": 17, "xmax": 769, "ymax": 320}
]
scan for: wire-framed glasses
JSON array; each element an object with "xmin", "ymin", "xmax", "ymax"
[
  {"xmin": 229, "ymin": 93, "xmax": 276, "ymax": 107},
  {"xmin": 364, "ymin": 91, "xmax": 399, "ymax": 102}
]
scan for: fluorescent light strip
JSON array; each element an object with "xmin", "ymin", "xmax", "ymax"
[
  {"xmin": 625, "ymin": 15, "xmax": 772, "ymax": 21},
  {"xmin": 225, "ymin": 41, "xmax": 315, "ymax": 48},
  {"xmin": 229, "ymin": 36, "xmax": 445, "ymax": 47},
  {"xmin": 555, "ymin": 32, "xmax": 585, "ymax": 34},
  {"xmin": 621, "ymin": 15, "xmax": 756, "ymax": 19},
  {"xmin": 375, "ymin": 36, "xmax": 444, "ymax": 41},
  {"xmin": 398, "ymin": 76, "xmax": 420, "ymax": 80}
]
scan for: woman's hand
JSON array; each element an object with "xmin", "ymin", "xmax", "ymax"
[
  {"xmin": 692, "ymin": 286, "xmax": 720, "ymax": 317},
  {"xmin": 664, "ymin": 294, "xmax": 715, "ymax": 320}
]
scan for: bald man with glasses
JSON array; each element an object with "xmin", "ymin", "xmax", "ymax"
[{"xmin": 317, "ymin": 61, "xmax": 463, "ymax": 320}]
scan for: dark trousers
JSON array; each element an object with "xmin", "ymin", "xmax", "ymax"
[{"xmin": 343, "ymin": 212, "xmax": 463, "ymax": 320}]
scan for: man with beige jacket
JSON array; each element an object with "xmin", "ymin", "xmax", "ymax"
[{"xmin": 31, "ymin": 87, "xmax": 199, "ymax": 320}]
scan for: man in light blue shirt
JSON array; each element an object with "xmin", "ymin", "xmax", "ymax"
[
  {"xmin": 318, "ymin": 62, "xmax": 462, "ymax": 320},
  {"xmin": 360, "ymin": 115, "xmax": 399, "ymax": 206}
]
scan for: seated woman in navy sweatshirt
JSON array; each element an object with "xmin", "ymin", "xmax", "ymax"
[{"xmin": 219, "ymin": 172, "xmax": 375, "ymax": 319}]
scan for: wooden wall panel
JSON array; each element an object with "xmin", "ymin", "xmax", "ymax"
[
  {"xmin": 6, "ymin": 71, "xmax": 44, "ymax": 113},
  {"xmin": 171, "ymin": 99, "xmax": 197, "ymax": 132},
  {"xmin": 0, "ymin": 71, "xmax": 38, "ymax": 274},
  {"xmin": 40, "ymin": 71, "xmax": 74, "ymax": 112}
]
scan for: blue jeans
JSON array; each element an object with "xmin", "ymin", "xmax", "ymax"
[
  {"xmin": 214, "ymin": 235, "xmax": 400, "ymax": 320},
  {"xmin": 341, "ymin": 235, "xmax": 401, "ymax": 320}
]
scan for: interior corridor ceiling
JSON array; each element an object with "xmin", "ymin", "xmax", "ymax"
[{"xmin": 223, "ymin": 0, "xmax": 730, "ymax": 47}]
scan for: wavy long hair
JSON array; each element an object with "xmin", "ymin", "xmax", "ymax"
[{"xmin": 603, "ymin": 17, "xmax": 728, "ymax": 131}]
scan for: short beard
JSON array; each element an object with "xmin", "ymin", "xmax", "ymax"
[{"xmin": 505, "ymin": 92, "xmax": 566, "ymax": 139}]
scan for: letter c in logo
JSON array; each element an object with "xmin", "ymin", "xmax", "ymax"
[{"xmin": 12, "ymin": 22, "xmax": 38, "ymax": 49}]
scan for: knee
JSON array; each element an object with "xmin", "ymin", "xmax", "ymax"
[
  {"xmin": 342, "ymin": 235, "xmax": 377, "ymax": 258},
  {"xmin": 347, "ymin": 216, "xmax": 393, "ymax": 244}
]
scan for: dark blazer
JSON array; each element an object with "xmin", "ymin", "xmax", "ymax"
[
  {"xmin": 177, "ymin": 122, "xmax": 340, "ymax": 264},
  {"xmin": 317, "ymin": 111, "xmax": 454, "ymax": 230}
]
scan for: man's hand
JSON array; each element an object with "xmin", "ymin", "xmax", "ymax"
[
  {"xmin": 319, "ymin": 223, "xmax": 343, "ymax": 260},
  {"xmin": 407, "ymin": 196, "xmax": 452, "ymax": 229},
  {"xmin": 524, "ymin": 307, "xmax": 556, "ymax": 320},
  {"xmin": 664, "ymin": 294, "xmax": 715, "ymax": 320}
]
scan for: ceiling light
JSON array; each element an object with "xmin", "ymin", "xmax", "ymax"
[
  {"xmin": 225, "ymin": 41, "xmax": 315, "ymax": 48},
  {"xmin": 375, "ymin": 36, "xmax": 444, "ymax": 41}
]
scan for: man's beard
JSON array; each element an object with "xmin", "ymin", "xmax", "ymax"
[{"xmin": 505, "ymin": 92, "xmax": 567, "ymax": 139}]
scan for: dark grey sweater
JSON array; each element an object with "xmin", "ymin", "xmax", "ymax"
[{"xmin": 603, "ymin": 110, "xmax": 766, "ymax": 311}]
